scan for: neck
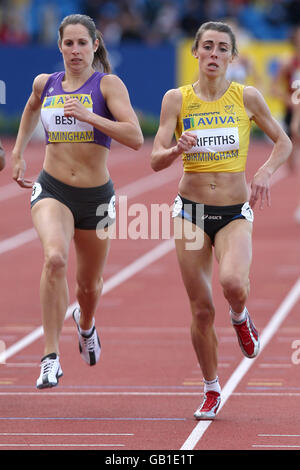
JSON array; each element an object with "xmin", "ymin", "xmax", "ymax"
[
  {"xmin": 63, "ymin": 67, "xmax": 95, "ymax": 89},
  {"xmin": 194, "ymin": 76, "xmax": 230, "ymax": 101}
]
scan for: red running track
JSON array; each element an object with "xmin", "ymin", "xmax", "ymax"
[{"xmin": 0, "ymin": 137, "xmax": 300, "ymax": 451}]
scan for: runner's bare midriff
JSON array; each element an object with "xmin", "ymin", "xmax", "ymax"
[
  {"xmin": 43, "ymin": 142, "xmax": 110, "ymax": 187},
  {"xmin": 178, "ymin": 171, "xmax": 249, "ymax": 205}
]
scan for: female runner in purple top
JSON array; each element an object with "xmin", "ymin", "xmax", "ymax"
[{"xmin": 11, "ymin": 14, "xmax": 143, "ymax": 389}]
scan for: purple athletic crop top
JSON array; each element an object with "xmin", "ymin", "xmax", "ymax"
[{"xmin": 40, "ymin": 71, "xmax": 115, "ymax": 148}]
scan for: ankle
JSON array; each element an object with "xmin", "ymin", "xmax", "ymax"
[
  {"xmin": 203, "ymin": 376, "xmax": 221, "ymax": 395},
  {"xmin": 79, "ymin": 317, "xmax": 95, "ymax": 335},
  {"xmin": 230, "ymin": 306, "xmax": 247, "ymax": 324}
]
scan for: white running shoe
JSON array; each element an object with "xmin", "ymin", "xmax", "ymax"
[
  {"xmin": 72, "ymin": 307, "xmax": 101, "ymax": 366},
  {"xmin": 36, "ymin": 353, "xmax": 63, "ymax": 389}
]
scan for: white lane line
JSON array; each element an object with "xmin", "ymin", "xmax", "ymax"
[
  {"xmin": 180, "ymin": 276, "xmax": 300, "ymax": 450},
  {"xmin": 258, "ymin": 434, "xmax": 300, "ymax": 437},
  {"xmin": 0, "ymin": 417, "xmax": 184, "ymax": 421},
  {"xmin": 0, "ymin": 228, "xmax": 37, "ymax": 255},
  {"xmin": 0, "ymin": 158, "xmax": 287, "ymax": 256},
  {"xmin": 0, "ymin": 239, "xmax": 174, "ymax": 364},
  {"xmin": 0, "ymin": 159, "xmax": 284, "ymax": 257},
  {"xmin": 0, "ymin": 444, "xmax": 125, "ymax": 447},
  {"xmin": 0, "ymin": 391, "xmax": 300, "ymax": 396},
  {"xmin": 0, "ymin": 179, "xmax": 35, "ymax": 202},
  {"xmin": 233, "ymin": 392, "xmax": 300, "ymax": 396},
  {"xmin": 0, "ymin": 141, "xmax": 147, "ymax": 203},
  {"xmin": 0, "ymin": 392, "xmax": 202, "ymax": 396},
  {"xmin": 0, "ymin": 433, "xmax": 133, "ymax": 436},
  {"xmin": 117, "ymin": 162, "xmax": 180, "ymax": 198},
  {"xmin": 252, "ymin": 445, "xmax": 300, "ymax": 448},
  {"xmin": 1, "ymin": 363, "xmax": 37, "ymax": 367},
  {"xmin": 0, "ymin": 164, "xmax": 179, "ymax": 256},
  {"xmin": 0, "ymin": 166, "xmax": 178, "ymax": 362},
  {"xmin": 258, "ymin": 363, "xmax": 292, "ymax": 368}
]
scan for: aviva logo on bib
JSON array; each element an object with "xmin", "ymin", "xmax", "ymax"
[
  {"xmin": 183, "ymin": 117, "xmax": 195, "ymax": 131},
  {"xmin": 41, "ymin": 93, "xmax": 94, "ymax": 143},
  {"xmin": 183, "ymin": 114, "xmax": 236, "ymax": 131},
  {"xmin": 42, "ymin": 94, "xmax": 93, "ymax": 108}
]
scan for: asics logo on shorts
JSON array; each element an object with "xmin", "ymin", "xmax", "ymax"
[{"xmin": 202, "ymin": 214, "xmax": 222, "ymax": 220}]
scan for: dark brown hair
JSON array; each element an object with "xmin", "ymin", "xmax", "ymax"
[
  {"xmin": 58, "ymin": 14, "xmax": 111, "ymax": 73},
  {"xmin": 192, "ymin": 21, "xmax": 238, "ymax": 57}
]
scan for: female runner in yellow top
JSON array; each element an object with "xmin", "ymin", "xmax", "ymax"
[{"xmin": 151, "ymin": 21, "xmax": 292, "ymax": 420}]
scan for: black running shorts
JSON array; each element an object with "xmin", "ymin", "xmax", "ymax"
[
  {"xmin": 30, "ymin": 169, "xmax": 116, "ymax": 230},
  {"xmin": 172, "ymin": 194, "xmax": 254, "ymax": 244}
]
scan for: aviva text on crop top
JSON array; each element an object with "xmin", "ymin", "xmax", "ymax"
[
  {"xmin": 175, "ymin": 81, "xmax": 251, "ymax": 173},
  {"xmin": 40, "ymin": 71, "xmax": 115, "ymax": 148}
]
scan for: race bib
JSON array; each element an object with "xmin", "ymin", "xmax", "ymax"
[
  {"xmin": 185, "ymin": 127, "xmax": 239, "ymax": 154},
  {"xmin": 41, "ymin": 94, "xmax": 94, "ymax": 143}
]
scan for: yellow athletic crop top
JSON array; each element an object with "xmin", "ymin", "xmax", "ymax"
[{"xmin": 175, "ymin": 81, "xmax": 251, "ymax": 172}]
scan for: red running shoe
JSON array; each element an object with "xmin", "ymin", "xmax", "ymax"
[
  {"xmin": 232, "ymin": 309, "xmax": 260, "ymax": 358},
  {"xmin": 194, "ymin": 391, "xmax": 221, "ymax": 420}
]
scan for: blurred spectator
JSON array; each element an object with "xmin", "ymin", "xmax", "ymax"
[
  {"xmin": 206, "ymin": 0, "xmax": 230, "ymax": 20},
  {"xmin": 0, "ymin": 2, "xmax": 30, "ymax": 44},
  {"xmin": 0, "ymin": 0, "xmax": 299, "ymax": 46},
  {"xmin": 94, "ymin": 1, "xmax": 122, "ymax": 46},
  {"xmin": 119, "ymin": 2, "xmax": 144, "ymax": 42},
  {"xmin": 146, "ymin": 0, "xmax": 181, "ymax": 44},
  {"xmin": 224, "ymin": 17, "xmax": 262, "ymax": 88},
  {"xmin": 180, "ymin": 0, "xmax": 208, "ymax": 38},
  {"xmin": 272, "ymin": 24, "xmax": 300, "ymax": 172},
  {"xmin": 237, "ymin": 0, "xmax": 290, "ymax": 39},
  {"xmin": 286, "ymin": 0, "xmax": 300, "ymax": 27},
  {"xmin": 37, "ymin": 3, "xmax": 60, "ymax": 44}
]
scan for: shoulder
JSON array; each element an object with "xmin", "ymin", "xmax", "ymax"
[
  {"xmin": 32, "ymin": 73, "xmax": 51, "ymax": 98},
  {"xmin": 101, "ymin": 73, "xmax": 122, "ymax": 84},
  {"xmin": 161, "ymin": 88, "xmax": 183, "ymax": 117},
  {"xmin": 100, "ymin": 74, "xmax": 131, "ymax": 101},
  {"xmin": 164, "ymin": 88, "xmax": 183, "ymax": 99},
  {"xmin": 243, "ymin": 85, "xmax": 262, "ymax": 101},
  {"xmin": 101, "ymin": 73, "xmax": 127, "ymax": 91},
  {"xmin": 243, "ymin": 85, "xmax": 269, "ymax": 118},
  {"xmin": 162, "ymin": 88, "xmax": 183, "ymax": 111},
  {"xmin": 155, "ymin": 88, "xmax": 183, "ymax": 125}
]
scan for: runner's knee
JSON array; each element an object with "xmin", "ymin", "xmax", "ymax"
[
  {"xmin": 76, "ymin": 276, "xmax": 103, "ymax": 297},
  {"xmin": 191, "ymin": 301, "xmax": 215, "ymax": 332},
  {"xmin": 44, "ymin": 251, "xmax": 68, "ymax": 277},
  {"xmin": 220, "ymin": 274, "xmax": 248, "ymax": 303}
]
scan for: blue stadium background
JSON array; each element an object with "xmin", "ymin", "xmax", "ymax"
[{"xmin": 1, "ymin": 0, "xmax": 299, "ymax": 130}]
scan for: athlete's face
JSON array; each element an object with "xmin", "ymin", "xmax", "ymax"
[
  {"xmin": 194, "ymin": 30, "xmax": 233, "ymax": 77},
  {"xmin": 59, "ymin": 24, "xmax": 99, "ymax": 72}
]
